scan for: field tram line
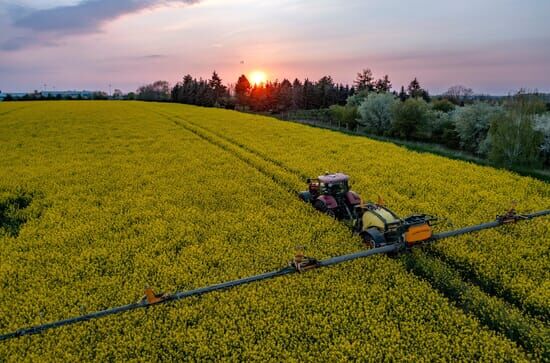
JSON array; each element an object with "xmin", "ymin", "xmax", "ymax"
[
  {"xmin": 147, "ymin": 105, "xmax": 310, "ymax": 181},
  {"xmin": 146, "ymin": 106, "xmax": 548, "ymax": 357},
  {"xmin": 185, "ymin": 119, "xmax": 311, "ymax": 181},
  {"xmin": 171, "ymin": 111, "xmax": 550, "ymax": 358},
  {"xmin": 424, "ymin": 247, "xmax": 549, "ymax": 322},
  {"xmin": 401, "ymin": 251, "xmax": 549, "ymax": 360},
  {"xmin": 169, "ymin": 111, "xmax": 545, "ymax": 318},
  {"xmin": 0, "ymin": 106, "xmax": 28, "ymax": 118},
  {"xmin": 145, "ymin": 108, "xmax": 305, "ymax": 196}
]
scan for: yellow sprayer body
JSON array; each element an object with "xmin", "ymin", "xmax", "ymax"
[{"xmin": 361, "ymin": 206, "xmax": 400, "ymax": 231}]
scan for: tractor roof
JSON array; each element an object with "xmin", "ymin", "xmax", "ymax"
[{"xmin": 318, "ymin": 173, "xmax": 349, "ymax": 184}]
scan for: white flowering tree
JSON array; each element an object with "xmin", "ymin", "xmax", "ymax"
[
  {"xmin": 533, "ymin": 113, "xmax": 550, "ymax": 164},
  {"xmin": 453, "ymin": 103, "xmax": 503, "ymax": 155},
  {"xmin": 357, "ymin": 92, "xmax": 397, "ymax": 135}
]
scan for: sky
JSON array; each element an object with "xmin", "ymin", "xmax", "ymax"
[{"xmin": 0, "ymin": 0, "xmax": 549, "ymax": 94}]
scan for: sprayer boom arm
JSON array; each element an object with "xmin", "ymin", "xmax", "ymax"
[
  {"xmin": 430, "ymin": 209, "xmax": 549, "ymax": 242},
  {"xmin": 0, "ymin": 208, "xmax": 548, "ymax": 342}
]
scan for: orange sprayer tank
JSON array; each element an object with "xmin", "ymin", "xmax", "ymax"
[{"xmin": 404, "ymin": 224, "xmax": 433, "ymax": 245}]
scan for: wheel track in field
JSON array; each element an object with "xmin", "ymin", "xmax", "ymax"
[
  {"xmin": 174, "ymin": 119, "xmax": 304, "ymax": 194},
  {"xmin": 145, "ymin": 106, "xmax": 549, "ymax": 357},
  {"xmin": 169, "ymin": 111, "xmax": 546, "ymax": 317},
  {"xmin": 0, "ymin": 106, "xmax": 28, "ymax": 117},
  {"xmin": 401, "ymin": 250, "xmax": 549, "ymax": 360},
  {"xmin": 175, "ymin": 114, "xmax": 547, "ymax": 344},
  {"xmin": 157, "ymin": 109, "xmax": 535, "ymax": 311},
  {"xmin": 424, "ymin": 247, "xmax": 549, "ymax": 321}
]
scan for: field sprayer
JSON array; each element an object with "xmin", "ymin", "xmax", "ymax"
[
  {"xmin": 299, "ymin": 172, "xmax": 548, "ymax": 251},
  {"xmin": 0, "ymin": 172, "xmax": 548, "ymax": 342}
]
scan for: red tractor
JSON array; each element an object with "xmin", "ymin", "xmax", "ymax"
[{"xmin": 299, "ymin": 173, "xmax": 362, "ymax": 220}]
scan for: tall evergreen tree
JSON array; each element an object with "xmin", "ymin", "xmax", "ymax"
[
  {"xmin": 315, "ymin": 76, "xmax": 337, "ymax": 108},
  {"xmin": 235, "ymin": 75, "xmax": 251, "ymax": 107},
  {"xmin": 407, "ymin": 77, "xmax": 430, "ymax": 101},
  {"xmin": 375, "ymin": 75, "xmax": 392, "ymax": 93},
  {"xmin": 208, "ymin": 71, "xmax": 227, "ymax": 104},
  {"xmin": 277, "ymin": 79, "xmax": 293, "ymax": 111},
  {"xmin": 354, "ymin": 68, "xmax": 375, "ymax": 92},
  {"xmin": 398, "ymin": 86, "xmax": 408, "ymax": 101},
  {"xmin": 302, "ymin": 78, "xmax": 315, "ymax": 109},
  {"xmin": 292, "ymin": 78, "xmax": 303, "ymax": 109}
]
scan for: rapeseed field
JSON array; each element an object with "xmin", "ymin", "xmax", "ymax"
[{"xmin": 0, "ymin": 101, "xmax": 547, "ymax": 361}]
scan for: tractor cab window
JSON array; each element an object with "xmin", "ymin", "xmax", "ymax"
[
  {"xmin": 332, "ymin": 182, "xmax": 348, "ymax": 194},
  {"xmin": 321, "ymin": 182, "xmax": 348, "ymax": 194}
]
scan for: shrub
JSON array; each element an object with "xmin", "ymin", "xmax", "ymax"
[
  {"xmin": 285, "ymin": 108, "xmax": 332, "ymax": 123},
  {"xmin": 504, "ymin": 90, "xmax": 547, "ymax": 115},
  {"xmin": 429, "ymin": 111, "xmax": 460, "ymax": 148},
  {"xmin": 533, "ymin": 113, "xmax": 550, "ymax": 165},
  {"xmin": 488, "ymin": 113, "xmax": 543, "ymax": 167},
  {"xmin": 487, "ymin": 92, "xmax": 547, "ymax": 167},
  {"xmin": 329, "ymin": 105, "xmax": 359, "ymax": 130},
  {"xmin": 453, "ymin": 103, "xmax": 503, "ymax": 155},
  {"xmin": 357, "ymin": 93, "xmax": 397, "ymax": 135},
  {"xmin": 345, "ymin": 90, "xmax": 369, "ymax": 107},
  {"xmin": 432, "ymin": 99, "xmax": 455, "ymax": 113},
  {"xmin": 137, "ymin": 80, "xmax": 171, "ymax": 101},
  {"xmin": 391, "ymin": 98, "xmax": 433, "ymax": 139}
]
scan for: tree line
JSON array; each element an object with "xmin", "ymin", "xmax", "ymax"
[
  {"xmin": 138, "ymin": 69, "xmax": 548, "ymax": 169},
  {"xmin": 168, "ymin": 71, "xmax": 359, "ymax": 112},
  {"xmin": 3, "ymin": 68, "xmax": 547, "ymax": 170},
  {"xmin": 164, "ymin": 69, "xmax": 432, "ymax": 112},
  {"xmin": 141, "ymin": 69, "xmax": 435, "ymax": 114},
  {"xmin": 348, "ymin": 90, "xmax": 549, "ymax": 167},
  {"xmin": 1, "ymin": 90, "xmax": 113, "ymax": 101}
]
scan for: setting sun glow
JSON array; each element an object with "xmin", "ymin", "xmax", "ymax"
[{"xmin": 249, "ymin": 70, "xmax": 267, "ymax": 85}]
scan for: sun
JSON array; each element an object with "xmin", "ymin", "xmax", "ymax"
[{"xmin": 249, "ymin": 70, "xmax": 267, "ymax": 85}]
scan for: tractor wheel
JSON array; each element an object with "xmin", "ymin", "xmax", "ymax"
[
  {"xmin": 360, "ymin": 232, "xmax": 376, "ymax": 249},
  {"xmin": 362, "ymin": 227, "xmax": 387, "ymax": 249},
  {"xmin": 314, "ymin": 200, "xmax": 336, "ymax": 219},
  {"xmin": 298, "ymin": 191, "xmax": 312, "ymax": 203}
]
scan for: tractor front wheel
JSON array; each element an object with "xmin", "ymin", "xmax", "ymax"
[
  {"xmin": 314, "ymin": 200, "xmax": 336, "ymax": 219},
  {"xmin": 298, "ymin": 191, "xmax": 312, "ymax": 203},
  {"xmin": 360, "ymin": 232, "xmax": 376, "ymax": 249}
]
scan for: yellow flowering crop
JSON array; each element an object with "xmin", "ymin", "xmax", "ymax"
[
  {"xmin": 0, "ymin": 101, "xmax": 546, "ymax": 361},
  {"xmin": 156, "ymin": 103, "xmax": 549, "ymax": 317}
]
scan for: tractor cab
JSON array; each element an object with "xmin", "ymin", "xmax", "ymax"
[
  {"xmin": 319, "ymin": 175, "xmax": 350, "ymax": 195},
  {"xmin": 307, "ymin": 173, "xmax": 350, "ymax": 197},
  {"xmin": 299, "ymin": 173, "xmax": 362, "ymax": 220}
]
